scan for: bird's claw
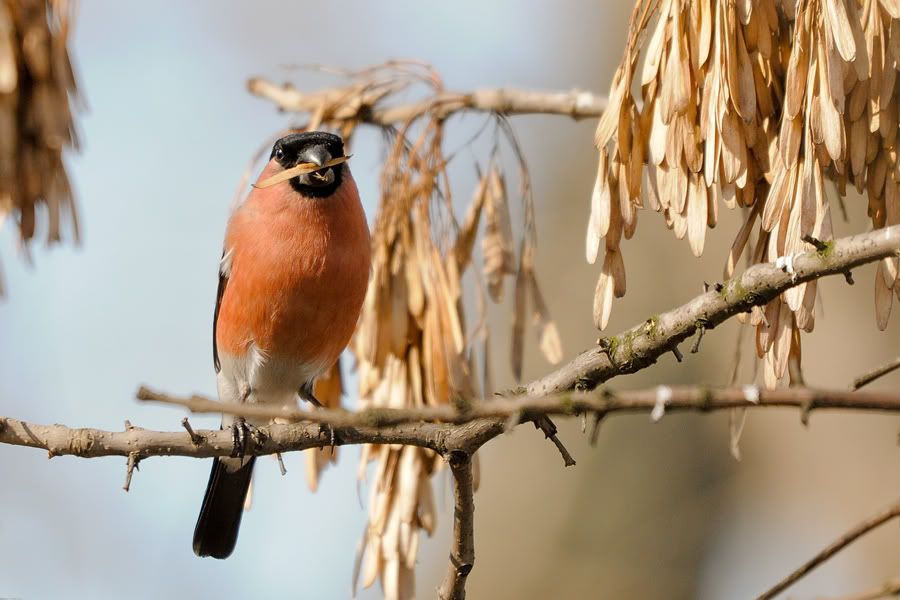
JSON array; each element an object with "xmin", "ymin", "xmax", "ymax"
[
  {"xmin": 229, "ymin": 418, "xmax": 261, "ymax": 464},
  {"xmin": 298, "ymin": 382, "xmax": 323, "ymax": 408},
  {"xmin": 300, "ymin": 382, "xmax": 335, "ymax": 451},
  {"xmin": 319, "ymin": 422, "xmax": 335, "ymax": 448}
]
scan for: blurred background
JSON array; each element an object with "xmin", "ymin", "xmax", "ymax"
[{"xmin": 2, "ymin": 2, "xmax": 900, "ymax": 598}]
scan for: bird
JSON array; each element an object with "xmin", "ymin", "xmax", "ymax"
[{"xmin": 193, "ymin": 131, "xmax": 371, "ymax": 559}]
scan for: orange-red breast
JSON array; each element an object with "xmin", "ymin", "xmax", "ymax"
[{"xmin": 193, "ymin": 132, "xmax": 371, "ymax": 559}]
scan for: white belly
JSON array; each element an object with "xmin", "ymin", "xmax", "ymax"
[{"xmin": 216, "ymin": 344, "xmax": 327, "ymax": 424}]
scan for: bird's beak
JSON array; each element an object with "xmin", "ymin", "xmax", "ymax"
[
  {"xmin": 301, "ymin": 145, "xmax": 331, "ymax": 169},
  {"xmin": 291, "ymin": 144, "xmax": 337, "ymax": 188}
]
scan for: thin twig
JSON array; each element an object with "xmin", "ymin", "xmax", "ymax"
[
  {"xmin": 532, "ymin": 415, "xmax": 576, "ymax": 467},
  {"xmin": 852, "ymin": 356, "xmax": 900, "ymax": 391},
  {"xmin": 690, "ymin": 324, "xmax": 706, "ymax": 354},
  {"xmin": 437, "ymin": 451, "xmax": 475, "ymax": 600},
  {"xmin": 181, "ymin": 417, "xmax": 202, "ymax": 445},
  {"xmin": 757, "ymin": 501, "xmax": 900, "ymax": 600},
  {"xmin": 123, "ymin": 452, "xmax": 140, "ymax": 492}
]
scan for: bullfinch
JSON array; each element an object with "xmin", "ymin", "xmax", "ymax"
[{"xmin": 193, "ymin": 132, "xmax": 371, "ymax": 559}]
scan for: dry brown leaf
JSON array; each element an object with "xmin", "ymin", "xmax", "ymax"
[
  {"xmin": 876, "ymin": 260, "xmax": 894, "ymax": 330},
  {"xmin": 593, "ymin": 250, "xmax": 617, "ymax": 330},
  {"xmin": 253, "ymin": 155, "xmax": 351, "ymax": 189},
  {"xmin": 482, "ymin": 166, "xmax": 515, "ymax": 301},
  {"xmin": 587, "ymin": 150, "xmax": 611, "ymax": 263},
  {"xmin": 511, "ymin": 242, "xmax": 528, "ymax": 381},
  {"xmin": 529, "ymin": 271, "xmax": 563, "ymax": 365},
  {"xmin": 825, "ymin": 0, "xmax": 857, "ymax": 62}
]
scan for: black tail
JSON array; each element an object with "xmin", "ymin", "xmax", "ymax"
[{"xmin": 193, "ymin": 456, "xmax": 255, "ymax": 558}]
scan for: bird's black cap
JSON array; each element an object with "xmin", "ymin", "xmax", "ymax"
[{"xmin": 270, "ymin": 131, "xmax": 346, "ymax": 198}]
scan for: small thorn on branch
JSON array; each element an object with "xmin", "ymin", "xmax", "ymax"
[
  {"xmin": 597, "ymin": 337, "xmax": 618, "ymax": 367},
  {"xmin": 844, "ymin": 271, "xmax": 855, "ymax": 285},
  {"xmin": 691, "ymin": 324, "xmax": 706, "ymax": 354},
  {"xmin": 123, "ymin": 452, "xmax": 141, "ymax": 492},
  {"xmin": 589, "ymin": 412, "xmax": 606, "ymax": 447},
  {"xmin": 799, "ymin": 397, "xmax": 814, "ymax": 427},
  {"xmin": 801, "ymin": 235, "xmax": 830, "ymax": 252},
  {"xmin": 672, "ymin": 346, "xmax": 684, "ymax": 363},
  {"xmin": 276, "ymin": 452, "xmax": 287, "ymax": 476},
  {"xmin": 181, "ymin": 417, "xmax": 203, "ymax": 445},
  {"xmin": 533, "ymin": 416, "xmax": 576, "ymax": 467}
]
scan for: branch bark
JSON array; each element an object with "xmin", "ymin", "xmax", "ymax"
[
  {"xmin": 0, "ymin": 415, "xmax": 502, "ymax": 459},
  {"xmin": 134, "ymin": 385, "xmax": 900, "ymax": 430},
  {"xmin": 5, "ymin": 386, "xmax": 900, "ymax": 460},
  {"xmin": 438, "ymin": 451, "xmax": 475, "ymax": 600},
  {"xmin": 247, "ymin": 78, "xmax": 607, "ymax": 125}
]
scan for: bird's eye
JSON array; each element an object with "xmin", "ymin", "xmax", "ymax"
[{"xmin": 274, "ymin": 147, "xmax": 285, "ymax": 161}]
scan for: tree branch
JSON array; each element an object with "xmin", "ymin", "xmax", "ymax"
[
  {"xmin": 852, "ymin": 356, "xmax": 900, "ymax": 391},
  {"xmin": 0, "ymin": 415, "xmax": 502, "ymax": 459},
  {"xmin": 757, "ymin": 501, "xmax": 900, "ymax": 600},
  {"xmin": 134, "ymin": 385, "xmax": 900, "ymax": 428},
  {"xmin": 526, "ymin": 225, "xmax": 900, "ymax": 396},
  {"xmin": 6, "ymin": 386, "xmax": 900, "ymax": 461},
  {"xmin": 247, "ymin": 78, "xmax": 607, "ymax": 125},
  {"xmin": 438, "ymin": 451, "xmax": 475, "ymax": 600}
]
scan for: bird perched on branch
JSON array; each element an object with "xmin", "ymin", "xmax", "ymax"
[{"xmin": 193, "ymin": 132, "xmax": 371, "ymax": 559}]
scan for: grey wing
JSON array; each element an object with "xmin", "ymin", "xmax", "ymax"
[{"xmin": 213, "ymin": 249, "xmax": 230, "ymax": 373}]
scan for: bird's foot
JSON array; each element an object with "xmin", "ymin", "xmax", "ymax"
[
  {"xmin": 319, "ymin": 422, "xmax": 335, "ymax": 449},
  {"xmin": 298, "ymin": 383, "xmax": 335, "ymax": 449},
  {"xmin": 229, "ymin": 417, "xmax": 262, "ymax": 464},
  {"xmin": 298, "ymin": 382, "xmax": 322, "ymax": 408}
]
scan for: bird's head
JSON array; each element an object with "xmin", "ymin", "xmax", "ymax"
[{"xmin": 270, "ymin": 131, "xmax": 347, "ymax": 198}]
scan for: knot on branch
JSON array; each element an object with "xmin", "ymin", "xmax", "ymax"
[
  {"xmin": 66, "ymin": 428, "xmax": 95, "ymax": 456},
  {"xmin": 451, "ymin": 394, "xmax": 473, "ymax": 414},
  {"xmin": 450, "ymin": 554, "xmax": 474, "ymax": 577},
  {"xmin": 447, "ymin": 449, "xmax": 470, "ymax": 468}
]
